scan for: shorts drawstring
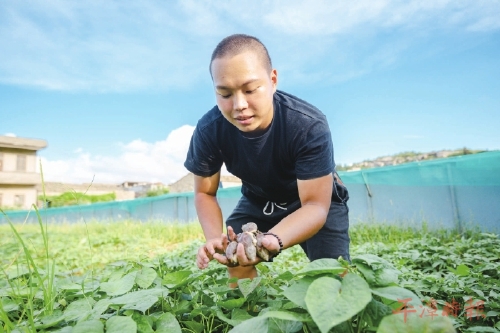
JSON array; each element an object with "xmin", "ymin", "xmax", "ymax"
[{"xmin": 263, "ymin": 201, "xmax": 288, "ymax": 215}]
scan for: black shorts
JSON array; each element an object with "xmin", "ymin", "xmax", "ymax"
[{"xmin": 225, "ymin": 179, "xmax": 350, "ymax": 262}]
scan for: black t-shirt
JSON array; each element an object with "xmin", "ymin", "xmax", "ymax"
[{"xmin": 184, "ymin": 90, "xmax": 335, "ymax": 203}]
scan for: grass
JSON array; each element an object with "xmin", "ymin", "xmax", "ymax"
[
  {"xmin": 0, "ymin": 221, "xmax": 440, "ymax": 274},
  {"xmin": 0, "ymin": 219, "xmax": 499, "ymax": 332},
  {"xmin": 0, "ymin": 219, "xmax": 205, "ymax": 275}
]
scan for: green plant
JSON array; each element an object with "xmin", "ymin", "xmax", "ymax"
[
  {"xmin": 1, "ymin": 207, "xmax": 57, "ymax": 332},
  {"xmin": 38, "ymin": 192, "xmax": 116, "ymax": 208},
  {"xmin": 146, "ymin": 188, "xmax": 170, "ymax": 197},
  {"xmin": 2, "ymin": 218, "xmax": 499, "ymax": 332}
]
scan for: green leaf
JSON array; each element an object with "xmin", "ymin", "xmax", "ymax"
[
  {"xmin": 471, "ymin": 288, "xmax": 485, "ymax": 298},
  {"xmin": 100, "ymin": 272, "xmax": 136, "ymax": 296},
  {"xmin": 449, "ymin": 264, "xmax": 470, "ymax": 277},
  {"xmin": 182, "ymin": 320, "xmax": 204, "ymax": 333},
  {"xmin": 229, "ymin": 310, "xmax": 311, "ymax": 333},
  {"xmin": 56, "ymin": 280, "xmax": 84, "ymax": 291},
  {"xmin": 162, "ymin": 270, "xmax": 192, "ymax": 288},
  {"xmin": 89, "ymin": 299, "xmax": 112, "ymax": 318},
  {"xmin": 277, "ymin": 271, "xmax": 295, "ymax": 281},
  {"xmin": 228, "ymin": 316, "xmax": 269, "ymax": 333},
  {"xmin": 109, "ymin": 289, "xmax": 166, "ymax": 313},
  {"xmin": 262, "ymin": 311, "xmax": 312, "ymax": 322},
  {"xmin": 353, "ymin": 262, "xmax": 376, "ymax": 284},
  {"xmin": 132, "ymin": 313, "xmax": 154, "ymax": 333},
  {"xmin": 298, "ymin": 259, "xmax": 346, "ymax": 276},
  {"xmin": 232, "ymin": 308, "xmax": 254, "ymax": 320},
  {"xmin": 374, "ymin": 267, "xmax": 400, "ymax": 286},
  {"xmin": 238, "ymin": 277, "xmax": 262, "ymax": 298},
  {"xmin": 155, "ymin": 312, "xmax": 182, "ymax": 333},
  {"xmin": 376, "ymin": 308, "xmax": 456, "ymax": 333},
  {"xmin": 353, "ymin": 255, "xmax": 400, "ymax": 287},
  {"xmin": 216, "ymin": 308, "xmax": 254, "ymax": 327},
  {"xmin": 362, "ymin": 299, "xmax": 394, "ymax": 327},
  {"xmin": 304, "ymin": 274, "xmax": 372, "ymax": 333},
  {"xmin": 352, "ymin": 254, "xmax": 389, "ymax": 266},
  {"xmin": 217, "ymin": 297, "xmax": 246, "ymax": 310},
  {"xmin": 5, "ymin": 266, "xmax": 30, "ymax": 279},
  {"xmin": 283, "ymin": 276, "xmax": 315, "ymax": 309},
  {"xmin": 305, "ymin": 321, "xmax": 322, "ymax": 333},
  {"xmin": 34, "ymin": 311, "xmax": 66, "ymax": 329},
  {"xmin": 1, "ymin": 297, "xmax": 19, "ymax": 312},
  {"xmin": 76, "ymin": 280, "xmax": 100, "ymax": 294},
  {"xmin": 64, "ymin": 298, "xmax": 95, "ymax": 322},
  {"xmin": 106, "ymin": 316, "xmax": 137, "ymax": 333},
  {"xmin": 73, "ymin": 320, "xmax": 104, "ymax": 333},
  {"xmin": 330, "ymin": 321, "xmax": 352, "ymax": 333},
  {"xmin": 268, "ymin": 317, "xmax": 303, "ymax": 333},
  {"xmin": 372, "ymin": 286, "xmax": 423, "ymax": 308},
  {"xmin": 135, "ymin": 267, "xmax": 158, "ymax": 289}
]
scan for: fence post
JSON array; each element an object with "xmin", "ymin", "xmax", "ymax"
[
  {"xmin": 174, "ymin": 197, "xmax": 178, "ymax": 221},
  {"xmin": 446, "ymin": 163, "xmax": 461, "ymax": 232},
  {"xmin": 361, "ymin": 171, "xmax": 374, "ymax": 222}
]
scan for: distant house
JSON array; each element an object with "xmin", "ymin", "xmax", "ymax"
[
  {"xmin": 0, "ymin": 136, "xmax": 47, "ymax": 210},
  {"xmin": 120, "ymin": 181, "xmax": 167, "ymax": 198},
  {"xmin": 169, "ymin": 173, "xmax": 242, "ymax": 193}
]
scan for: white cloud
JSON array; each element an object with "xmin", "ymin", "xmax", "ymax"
[
  {"xmin": 0, "ymin": 1, "xmax": 213, "ymax": 92},
  {"xmin": 261, "ymin": 0, "xmax": 499, "ymax": 35},
  {"xmin": 3, "ymin": 133, "xmax": 16, "ymax": 137},
  {"xmin": 0, "ymin": 0, "xmax": 498, "ymax": 92},
  {"xmin": 263, "ymin": 0, "xmax": 390, "ymax": 36},
  {"xmin": 40, "ymin": 125, "xmax": 196, "ymax": 185}
]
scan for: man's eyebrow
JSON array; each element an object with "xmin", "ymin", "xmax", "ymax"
[{"xmin": 215, "ymin": 79, "xmax": 260, "ymax": 90}]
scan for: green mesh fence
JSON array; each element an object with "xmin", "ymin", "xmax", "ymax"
[
  {"xmin": 338, "ymin": 151, "xmax": 500, "ymax": 232},
  {"xmin": 1, "ymin": 151, "xmax": 499, "ymax": 232}
]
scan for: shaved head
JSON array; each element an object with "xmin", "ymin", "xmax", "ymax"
[{"xmin": 210, "ymin": 34, "xmax": 272, "ymax": 75}]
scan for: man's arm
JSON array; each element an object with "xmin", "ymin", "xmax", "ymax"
[
  {"xmin": 267, "ymin": 173, "xmax": 333, "ymax": 249},
  {"xmin": 194, "ymin": 171, "xmax": 228, "ymax": 269},
  {"xmin": 194, "ymin": 171, "xmax": 223, "ymax": 240}
]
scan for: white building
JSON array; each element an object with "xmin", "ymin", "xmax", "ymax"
[{"xmin": 0, "ymin": 136, "xmax": 47, "ymax": 210}]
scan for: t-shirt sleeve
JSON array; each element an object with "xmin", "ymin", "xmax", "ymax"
[
  {"xmin": 184, "ymin": 125, "xmax": 224, "ymax": 177},
  {"xmin": 294, "ymin": 120, "xmax": 335, "ymax": 180}
]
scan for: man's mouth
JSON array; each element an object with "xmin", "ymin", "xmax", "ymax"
[{"xmin": 235, "ymin": 115, "xmax": 254, "ymax": 125}]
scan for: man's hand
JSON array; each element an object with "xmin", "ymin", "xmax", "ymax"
[
  {"xmin": 196, "ymin": 236, "xmax": 228, "ymax": 269},
  {"xmin": 211, "ymin": 226, "xmax": 282, "ymax": 266},
  {"xmin": 259, "ymin": 233, "xmax": 282, "ymax": 255}
]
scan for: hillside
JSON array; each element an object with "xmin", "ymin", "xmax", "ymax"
[{"xmin": 336, "ymin": 147, "xmax": 488, "ymax": 171}]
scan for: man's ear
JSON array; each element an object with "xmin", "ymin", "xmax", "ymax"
[{"xmin": 271, "ymin": 69, "xmax": 278, "ymax": 92}]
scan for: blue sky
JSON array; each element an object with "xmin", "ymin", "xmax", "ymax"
[{"xmin": 1, "ymin": 1, "xmax": 499, "ymax": 185}]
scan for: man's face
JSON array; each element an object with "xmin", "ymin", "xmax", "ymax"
[{"xmin": 211, "ymin": 51, "xmax": 277, "ymax": 134}]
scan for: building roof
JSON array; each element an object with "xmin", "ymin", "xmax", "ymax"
[
  {"xmin": 168, "ymin": 173, "xmax": 242, "ymax": 193},
  {"xmin": 0, "ymin": 136, "xmax": 48, "ymax": 151},
  {"xmin": 35, "ymin": 182, "xmax": 122, "ymax": 192}
]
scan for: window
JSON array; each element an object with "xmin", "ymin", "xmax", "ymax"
[
  {"xmin": 16, "ymin": 155, "xmax": 27, "ymax": 172},
  {"xmin": 14, "ymin": 195, "xmax": 25, "ymax": 207},
  {"xmin": 0, "ymin": 153, "xmax": 3, "ymax": 171}
]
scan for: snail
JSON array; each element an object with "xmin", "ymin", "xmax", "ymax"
[{"xmin": 225, "ymin": 222, "xmax": 271, "ymax": 265}]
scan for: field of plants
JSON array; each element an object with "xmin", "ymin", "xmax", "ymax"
[{"xmin": 0, "ymin": 216, "xmax": 499, "ymax": 333}]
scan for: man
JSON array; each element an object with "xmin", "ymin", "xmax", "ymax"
[{"xmin": 184, "ymin": 34, "xmax": 350, "ymax": 282}]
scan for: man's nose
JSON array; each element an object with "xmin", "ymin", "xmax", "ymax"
[{"xmin": 233, "ymin": 92, "xmax": 248, "ymax": 111}]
